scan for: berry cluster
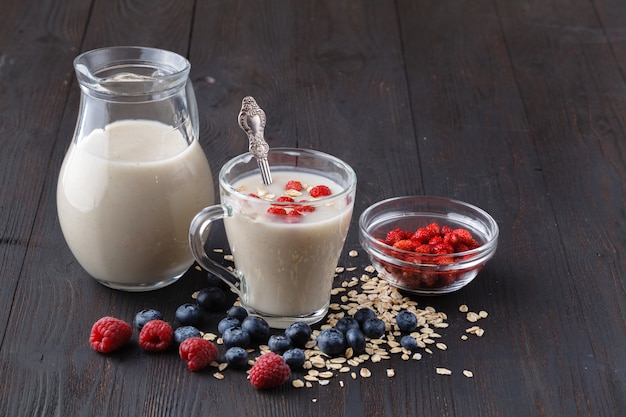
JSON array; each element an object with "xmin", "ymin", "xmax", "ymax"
[
  {"xmin": 316, "ymin": 307, "xmax": 386, "ymax": 357},
  {"xmin": 249, "ymin": 179, "xmax": 333, "ymax": 219},
  {"xmin": 378, "ymin": 223, "xmax": 481, "ymax": 290},
  {"xmin": 383, "ymin": 222, "xmax": 479, "ymax": 256},
  {"xmin": 89, "ymin": 273, "xmax": 317, "ymax": 389}
]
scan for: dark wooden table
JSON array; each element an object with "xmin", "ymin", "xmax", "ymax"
[{"xmin": 1, "ymin": 0, "xmax": 625, "ymax": 416}]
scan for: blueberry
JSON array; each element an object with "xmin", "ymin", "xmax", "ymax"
[
  {"xmin": 217, "ymin": 316, "xmax": 241, "ymax": 335},
  {"xmin": 175, "ymin": 303, "xmax": 202, "ymax": 326},
  {"xmin": 400, "ymin": 335, "xmax": 419, "ymax": 352},
  {"xmin": 283, "ymin": 348, "xmax": 305, "ymax": 369},
  {"xmin": 134, "ymin": 309, "xmax": 163, "ymax": 330},
  {"xmin": 268, "ymin": 335, "xmax": 293, "ymax": 354},
  {"xmin": 345, "ymin": 328, "xmax": 366, "ymax": 354},
  {"xmin": 353, "ymin": 308, "xmax": 377, "ymax": 325},
  {"xmin": 241, "ymin": 316, "xmax": 270, "ymax": 344},
  {"xmin": 361, "ymin": 317, "xmax": 386, "ymax": 339},
  {"xmin": 284, "ymin": 322, "xmax": 312, "ymax": 347},
  {"xmin": 335, "ymin": 317, "xmax": 360, "ymax": 334},
  {"xmin": 174, "ymin": 326, "xmax": 201, "ymax": 345},
  {"xmin": 316, "ymin": 328, "xmax": 346, "ymax": 356},
  {"xmin": 224, "ymin": 347, "xmax": 249, "ymax": 369},
  {"xmin": 196, "ymin": 287, "xmax": 226, "ymax": 312},
  {"xmin": 222, "ymin": 327, "xmax": 251, "ymax": 348},
  {"xmin": 227, "ymin": 305, "xmax": 248, "ymax": 322},
  {"xmin": 206, "ymin": 272, "xmax": 230, "ymax": 291},
  {"xmin": 396, "ymin": 310, "xmax": 418, "ymax": 332}
]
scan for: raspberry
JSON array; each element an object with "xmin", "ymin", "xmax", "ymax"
[
  {"xmin": 285, "ymin": 180, "xmax": 303, "ymax": 191},
  {"xmin": 138, "ymin": 319, "xmax": 173, "ymax": 352},
  {"xmin": 276, "ymin": 196, "xmax": 295, "ymax": 203},
  {"xmin": 179, "ymin": 337, "xmax": 218, "ymax": 371},
  {"xmin": 249, "ymin": 352, "xmax": 291, "ymax": 389},
  {"xmin": 89, "ymin": 317, "xmax": 132, "ymax": 353},
  {"xmin": 309, "ymin": 185, "xmax": 332, "ymax": 198}
]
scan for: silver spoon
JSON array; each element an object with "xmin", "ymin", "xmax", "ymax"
[{"xmin": 238, "ymin": 96, "xmax": 272, "ymax": 185}]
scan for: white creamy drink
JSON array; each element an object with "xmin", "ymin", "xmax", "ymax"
[
  {"xmin": 57, "ymin": 119, "xmax": 214, "ymax": 287},
  {"xmin": 224, "ymin": 171, "xmax": 353, "ymax": 317}
]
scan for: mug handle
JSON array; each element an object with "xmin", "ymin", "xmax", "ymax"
[{"xmin": 188, "ymin": 204, "xmax": 242, "ymax": 293}]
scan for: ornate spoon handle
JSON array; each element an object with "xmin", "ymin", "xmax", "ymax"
[{"xmin": 238, "ymin": 96, "xmax": 272, "ymax": 185}]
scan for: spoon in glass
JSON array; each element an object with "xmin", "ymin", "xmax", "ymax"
[{"xmin": 238, "ymin": 96, "xmax": 272, "ymax": 185}]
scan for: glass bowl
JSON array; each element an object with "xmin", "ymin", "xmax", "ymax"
[{"xmin": 358, "ymin": 196, "xmax": 499, "ymax": 295}]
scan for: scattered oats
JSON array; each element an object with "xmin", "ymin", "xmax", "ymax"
[
  {"xmin": 412, "ymin": 353, "xmax": 422, "ymax": 360},
  {"xmin": 463, "ymin": 370, "xmax": 474, "ymax": 378},
  {"xmin": 466, "ymin": 312, "xmax": 480, "ymax": 322},
  {"xmin": 339, "ymin": 366, "xmax": 351, "ymax": 373},
  {"xmin": 349, "ymin": 250, "xmax": 359, "ymax": 257},
  {"xmin": 461, "ymin": 335, "xmax": 468, "ymax": 341},
  {"xmin": 319, "ymin": 371, "xmax": 334, "ymax": 378},
  {"xmin": 436, "ymin": 367, "xmax": 452, "ymax": 375},
  {"xmin": 425, "ymin": 348, "xmax": 433, "ymax": 354},
  {"xmin": 436, "ymin": 343, "xmax": 447, "ymax": 351},
  {"xmin": 306, "ymin": 382, "xmax": 313, "ymax": 388},
  {"xmin": 285, "ymin": 189, "xmax": 302, "ymax": 197},
  {"xmin": 335, "ymin": 266, "xmax": 345, "ymax": 274},
  {"xmin": 346, "ymin": 267, "xmax": 357, "ymax": 272},
  {"xmin": 213, "ymin": 248, "xmax": 224, "ymax": 253},
  {"xmin": 194, "ymin": 265, "xmax": 202, "ymax": 271},
  {"xmin": 371, "ymin": 354, "xmax": 382, "ymax": 363},
  {"xmin": 351, "ymin": 372, "xmax": 357, "ymax": 379},
  {"xmin": 459, "ymin": 304, "xmax": 469, "ymax": 313},
  {"xmin": 223, "ymin": 254, "xmax": 234, "ymax": 262},
  {"xmin": 308, "ymin": 369, "xmax": 320, "ymax": 377},
  {"xmin": 339, "ymin": 380, "xmax": 345, "ymax": 387},
  {"xmin": 319, "ymin": 379, "xmax": 330, "ymax": 386},
  {"xmin": 218, "ymin": 362, "xmax": 228, "ymax": 371},
  {"xmin": 479, "ymin": 310, "xmax": 489, "ymax": 319},
  {"xmin": 304, "ymin": 375, "xmax": 319, "ymax": 382},
  {"xmin": 386, "ymin": 369, "xmax": 395, "ymax": 377},
  {"xmin": 364, "ymin": 265, "xmax": 376, "ymax": 273},
  {"xmin": 331, "ymin": 288, "xmax": 346, "ymax": 295},
  {"xmin": 213, "ymin": 372, "xmax": 225, "ymax": 380},
  {"xmin": 360, "ymin": 368, "xmax": 372, "ymax": 378},
  {"xmin": 401, "ymin": 353, "xmax": 410, "ymax": 361},
  {"xmin": 292, "ymin": 379, "xmax": 305, "ymax": 388},
  {"xmin": 311, "ymin": 398, "xmax": 317, "ymax": 402}
]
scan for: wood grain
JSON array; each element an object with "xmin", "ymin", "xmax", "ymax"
[{"xmin": 0, "ymin": 0, "xmax": 624, "ymax": 416}]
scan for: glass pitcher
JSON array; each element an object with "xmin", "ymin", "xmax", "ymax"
[{"xmin": 57, "ymin": 46, "xmax": 214, "ymax": 291}]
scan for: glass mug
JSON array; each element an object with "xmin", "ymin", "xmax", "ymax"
[
  {"xmin": 189, "ymin": 148, "xmax": 357, "ymax": 328},
  {"xmin": 57, "ymin": 46, "xmax": 214, "ymax": 291}
]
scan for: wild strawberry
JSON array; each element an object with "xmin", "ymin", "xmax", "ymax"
[
  {"xmin": 428, "ymin": 236, "xmax": 444, "ymax": 246},
  {"xmin": 414, "ymin": 244, "xmax": 433, "ymax": 254},
  {"xmin": 309, "ymin": 185, "xmax": 332, "ymax": 198},
  {"xmin": 249, "ymin": 352, "xmax": 291, "ymax": 389},
  {"xmin": 441, "ymin": 225, "xmax": 453, "ymax": 236},
  {"xmin": 385, "ymin": 228, "xmax": 407, "ymax": 245},
  {"xmin": 285, "ymin": 180, "xmax": 303, "ymax": 192},
  {"xmin": 410, "ymin": 228, "xmax": 433, "ymax": 244},
  {"xmin": 139, "ymin": 319, "xmax": 173, "ymax": 352},
  {"xmin": 393, "ymin": 239, "xmax": 416, "ymax": 252},
  {"xmin": 89, "ymin": 316, "xmax": 132, "ymax": 353},
  {"xmin": 293, "ymin": 203, "xmax": 315, "ymax": 213},
  {"xmin": 267, "ymin": 206, "xmax": 287, "ymax": 215},
  {"xmin": 452, "ymin": 228, "xmax": 473, "ymax": 245},
  {"xmin": 179, "ymin": 337, "xmax": 218, "ymax": 371},
  {"xmin": 276, "ymin": 196, "xmax": 295, "ymax": 203},
  {"xmin": 432, "ymin": 243, "xmax": 454, "ymax": 254},
  {"xmin": 425, "ymin": 222, "xmax": 441, "ymax": 236}
]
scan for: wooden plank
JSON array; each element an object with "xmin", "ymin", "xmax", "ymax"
[{"xmin": 0, "ymin": 0, "xmax": 90, "ymax": 346}]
